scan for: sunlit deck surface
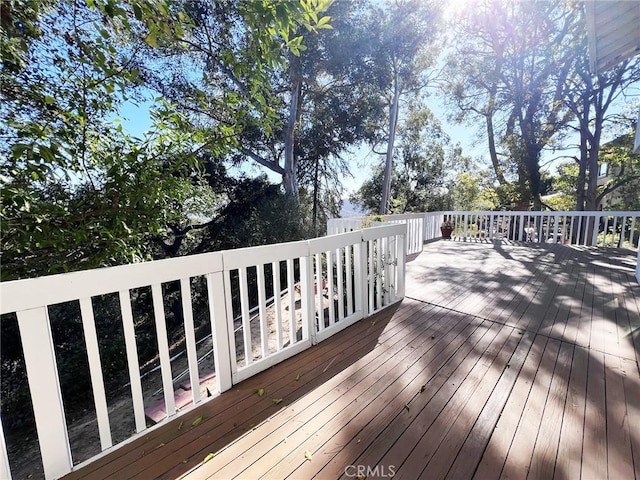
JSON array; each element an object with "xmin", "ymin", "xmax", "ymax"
[{"xmin": 65, "ymin": 240, "xmax": 640, "ymax": 480}]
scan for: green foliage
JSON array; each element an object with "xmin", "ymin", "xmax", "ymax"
[
  {"xmin": 451, "ymin": 171, "xmax": 499, "ymax": 211},
  {"xmin": 193, "ymin": 176, "xmax": 312, "ymax": 253},
  {"xmin": 597, "ymin": 129, "xmax": 640, "ymax": 210},
  {"xmin": 2, "ymin": 100, "xmax": 212, "ymax": 279},
  {"xmin": 0, "ymin": 1, "xmax": 226, "ymax": 280},
  {"xmin": 295, "ymin": 0, "xmax": 388, "ymax": 230},
  {"xmin": 445, "ymin": 0, "xmax": 578, "ymax": 209},
  {"xmin": 353, "ymin": 106, "xmax": 468, "ymax": 214}
]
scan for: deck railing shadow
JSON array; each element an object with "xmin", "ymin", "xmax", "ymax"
[
  {"xmin": 65, "ymin": 305, "xmax": 399, "ymax": 480},
  {"xmin": 316, "ymin": 241, "xmax": 639, "ymax": 478},
  {"xmin": 0, "ymin": 224, "xmax": 407, "ymax": 480}
]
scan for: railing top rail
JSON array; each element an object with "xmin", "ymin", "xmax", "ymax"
[
  {"xmin": 0, "ymin": 251, "xmax": 224, "ymax": 315},
  {"xmin": 308, "ymin": 230, "xmax": 363, "ymax": 253},
  {"xmin": 381, "ymin": 213, "xmax": 425, "ymax": 220},
  {"xmin": 0, "ymin": 223, "xmax": 408, "ymax": 316},
  {"xmin": 222, "ymin": 239, "xmax": 309, "ymax": 270},
  {"xmin": 361, "ymin": 223, "xmax": 406, "ymax": 241},
  {"xmin": 441, "ymin": 210, "xmax": 640, "ymax": 216}
]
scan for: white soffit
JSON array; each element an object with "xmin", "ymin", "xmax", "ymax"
[{"xmin": 586, "ymin": 0, "xmax": 640, "ymax": 74}]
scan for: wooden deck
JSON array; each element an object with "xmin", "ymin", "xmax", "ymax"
[{"xmin": 65, "ymin": 241, "xmax": 640, "ymax": 480}]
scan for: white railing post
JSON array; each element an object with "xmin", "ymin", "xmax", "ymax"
[
  {"xmin": 151, "ymin": 283, "xmax": 176, "ymax": 417},
  {"xmin": 78, "ymin": 298, "xmax": 112, "ymax": 451},
  {"xmin": 207, "ymin": 271, "xmax": 233, "ymax": 393},
  {"xmin": 518, "ymin": 213, "xmax": 525, "ymax": 241},
  {"xmin": 636, "ymin": 249, "xmax": 640, "ymax": 284},
  {"xmin": 300, "ymin": 255, "xmax": 316, "ymax": 345},
  {"xmin": 361, "ymin": 232, "xmax": 371, "ymax": 318},
  {"xmin": 463, "ymin": 213, "xmax": 468, "ymax": 240},
  {"xmin": 592, "ymin": 213, "xmax": 601, "ymax": 246},
  {"xmin": 16, "ymin": 308, "xmax": 73, "ymax": 480},
  {"xmin": 397, "ymin": 231, "xmax": 406, "ymax": 298},
  {"xmin": 119, "ymin": 290, "xmax": 146, "ymax": 433},
  {"xmin": 354, "ymin": 238, "xmax": 365, "ymax": 317},
  {"xmin": 620, "ymin": 216, "xmax": 627, "ymax": 248},
  {"xmin": 179, "ymin": 278, "xmax": 201, "ymax": 405}
]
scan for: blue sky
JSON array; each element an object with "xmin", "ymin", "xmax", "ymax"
[{"xmin": 116, "ymin": 92, "xmax": 485, "ymax": 195}]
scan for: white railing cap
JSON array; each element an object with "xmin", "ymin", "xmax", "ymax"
[{"xmin": 0, "ymin": 251, "xmax": 223, "ymax": 315}]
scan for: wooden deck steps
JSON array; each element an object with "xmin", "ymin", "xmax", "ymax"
[{"xmin": 63, "ymin": 241, "xmax": 640, "ymax": 480}]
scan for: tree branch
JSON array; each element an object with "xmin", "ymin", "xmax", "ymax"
[{"xmin": 240, "ymin": 148, "xmax": 285, "ymax": 175}]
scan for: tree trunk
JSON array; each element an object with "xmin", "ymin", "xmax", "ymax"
[
  {"xmin": 575, "ymin": 123, "xmax": 588, "ymax": 211},
  {"xmin": 284, "ymin": 55, "xmax": 302, "ymax": 198},
  {"xmin": 585, "ymin": 121, "xmax": 602, "ymax": 211},
  {"xmin": 312, "ymin": 158, "xmax": 319, "ymax": 236},
  {"xmin": 380, "ymin": 68, "xmax": 400, "ymax": 215},
  {"xmin": 486, "ymin": 109, "xmax": 507, "ymax": 186}
]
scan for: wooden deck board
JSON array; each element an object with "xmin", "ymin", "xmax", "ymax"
[
  {"xmin": 250, "ymin": 310, "xmax": 474, "ymax": 480},
  {"xmin": 205, "ymin": 306, "xmax": 460, "ymax": 479},
  {"xmin": 156, "ymin": 303, "xmax": 434, "ymax": 478},
  {"xmin": 444, "ymin": 331, "xmax": 535, "ymax": 480},
  {"xmin": 527, "ymin": 341, "xmax": 573, "ymax": 480},
  {"xmin": 554, "ymin": 344, "xmax": 589, "ymax": 480},
  {"xmin": 398, "ymin": 327, "xmax": 525, "ymax": 480},
  {"xmin": 61, "ymin": 241, "xmax": 640, "ymax": 480},
  {"xmin": 299, "ymin": 316, "xmax": 488, "ymax": 480},
  {"xmin": 583, "ymin": 350, "xmax": 608, "ymax": 479},
  {"xmin": 499, "ymin": 337, "xmax": 562, "ymax": 480},
  {"xmin": 604, "ymin": 353, "xmax": 635, "ymax": 480}
]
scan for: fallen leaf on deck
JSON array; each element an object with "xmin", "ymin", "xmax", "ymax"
[
  {"xmin": 272, "ymin": 398, "xmax": 283, "ymax": 404},
  {"xmin": 154, "ymin": 443, "xmax": 165, "ymax": 450},
  {"xmin": 304, "ymin": 450, "xmax": 313, "ymax": 461},
  {"xmin": 192, "ymin": 415, "xmax": 206, "ymax": 427},
  {"xmin": 178, "ymin": 421, "xmax": 184, "ymax": 430},
  {"xmin": 256, "ymin": 388, "xmax": 265, "ymax": 397},
  {"xmin": 203, "ymin": 453, "xmax": 215, "ymax": 464},
  {"xmin": 295, "ymin": 373, "xmax": 302, "ymax": 381},
  {"xmin": 420, "ymin": 385, "xmax": 426, "ymax": 393}
]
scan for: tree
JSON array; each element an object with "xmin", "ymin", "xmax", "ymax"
[
  {"xmin": 593, "ymin": 128, "xmax": 640, "ymax": 210},
  {"xmin": 372, "ymin": 0, "xmax": 441, "ymax": 214},
  {"xmin": 451, "ymin": 170, "xmax": 500, "ymax": 211},
  {"xmin": 0, "ymin": 0, "xmax": 333, "ymax": 279},
  {"xmin": 546, "ymin": 127, "xmax": 639, "ymax": 212},
  {"xmin": 1, "ymin": 0, "xmax": 211, "ymax": 279},
  {"xmin": 560, "ymin": 15, "xmax": 640, "ymax": 212},
  {"xmin": 352, "ymin": 105, "xmax": 464, "ymax": 213},
  {"xmin": 294, "ymin": 0, "xmax": 387, "ymax": 232},
  {"xmin": 445, "ymin": 0, "xmax": 577, "ymax": 210},
  {"xmin": 132, "ymin": 0, "xmax": 333, "ymax": 198}
]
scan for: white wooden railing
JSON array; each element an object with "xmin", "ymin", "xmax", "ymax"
[
  {"xmin": 331, "ymin": 210, "xmax": 640, "ymax": 253},
  {"xmin": 0, "ymin": 224, "xmax": 406, "ymax": 480},
  {"xmin": 328, "ymin": 212, "xmax": 437, "ymax": 255},
  {"xmin": 440, "ymin": 210, "xmax": 640, "ymax": 249},
  {"xmin": 331, "ymin": 209, "xmax": 639, "ymax": 285}
]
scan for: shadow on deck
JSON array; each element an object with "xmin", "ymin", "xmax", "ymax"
[{"xmin": 65, "ymin": 241, "xmax": 640, "ymax": 480}]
